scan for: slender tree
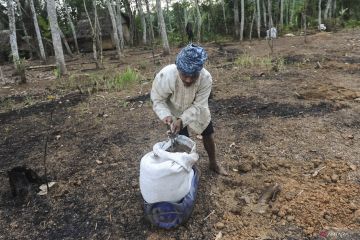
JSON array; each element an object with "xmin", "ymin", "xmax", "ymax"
[
  {"xmin": 94, "ymin": 0, "xmax": 103, "ymax": 65},
  {"xmin": 59, "ymin": 29, "xmax": 74, "ymax": 57},
  {"xmin": 280, "ymin": 0, "xmax": 284, "ymax": 30},
  {"xmin": 15, "ymin": 0, "xmax": 32, "ymax": 58},
  {"xmin": 136, "ymin": 0, "xmax": 147, "ymax": 45},
  {"xmin": 165, "ymin": 0, "xmax": 172, "ymax": 31},
  {"xmin": 115, "ymin": 0, "xmax": 125, "ymax": 50},
  {"xmin": 290, "ymin": 0, "xmax": 296, "ymax": 25},
  {"xmin": 156, "ymin": 0, "xmax": 170, "ymax": 55},
  {"xmin": 220, "ymin": 0, "xmax": 228, "ymax": 34},
  {"xmin": 268, "ymin": 0, "xmax": 273, "ymax": 28},
  {"xmin": 123, "ymin": 0, "xmax": 135, "ymax": 45},
  {"xmin": 234, "ymin": 0, "xmax": 239, "ymax": 38},
  {"xmin": 64, "ymin": 1, "xmax": 79, "ymax": 54},
  {"xmin": 47, "ymin": 0, "xmax": 67, "ymax": 75},
  {"xmin": 29, "ymin": 0, "xmax": 46, "ymax": 62},
  {"xmin": 256, "ymin": 0, "xmax": 261, "ymax": 39},
  {"xmin": 324, "ymin": 0, "xmax": 332, "ymax": 20},
  {"xmin": 262, "ymin": 0, "xmax": 267, "ymax": 29},
  {"xmin": 240, "ymin": 0, "xmax": 244, "ymax": 41},
  {"xmin": 7, "ymin": 0, "xmax": 19, "ymax": 65},
  {"xmin": 144, "ymin": 0, "xmax": 154, "ymax": 43},
  {"xmin": 194, "ymin": 0, "xmax": 202, "ymax": 42},
  {"xmin": 318, "ymin": 0, "xmax": 322, "ymax": 29},
  {"xmin": 249, "ymin": 3, "xmax": 256, "ymax": 41},
  {"xmin": 107, "ymin": 0, "xmax": 122, "ymax": 59},
  {"xmin": 84, "ymin": 0, "xmax": 98, "ymax": 65}
]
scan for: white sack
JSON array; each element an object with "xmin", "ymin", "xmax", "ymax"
[{"xmin": 140, "ymin": 135, "xmax": 199, "ymax": 203}]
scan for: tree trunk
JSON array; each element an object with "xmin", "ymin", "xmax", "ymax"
[
  {"xmin": 123, "ymin": 0, "xmax": 135, "ymax": 46},
  {"xmin": 94, "ymin": 1, "xmax": 103, "ymax": 64},
  {"xmin": 15, "ymin": 0, "xmax": 33, "ymax": 58},
  {"xmin": 240, "ymin": 0, "xmax": 244, "ymax": 41},
  {"xmin": 290, "ymin": 0, "xmax": 295, "ymax": 25},
  {"xmin": 262, "ymin": 0, "xmax": 267, "ymax": 29},
  {"xmin": 107, "ymin": 1, "xmax": 122, "ymax": 59},
  {"xmin": 332, "ymin": 0, "xmax": 336, "ymax": 18},
  {"xmin": 303, "ymin": 0, "xmax": 308, "ymax": 43},
  {"xmin": 234, "ymin": 0, "xmax": 239, "ymax": 38},
  {"xmin": 195, "ymin": 0, "xmax": 202, "ymax": 42},
  {"xmin": 84, "ymin": 0, "xmax": 98, "ymax": 65},
  {"xmin": 249, "ymin": 5, "xmax": 256, "ymax": 42},
  {"xmin": 318, "ymin": 0, "xmax": 322, "ymax": 29},
  {"xmin": 165, "ymin": 0, "xmax": 172, "ymax": 31},
  {"xmin": 29, "ymin": 0, "xmax": 46, "ymax": 62},
  {"xmin": 47, "ymin": 0, "xmax": 67, "ymax": 75},
  {"xmin": 324, "ymin": 0, "xmax": 332, "ymax": 20},
  {"xmin": 156, "ymin": 0, "xmax": 170, "ymax": 55},
  {"xmin": 268, "ymin": 0, "xmax": 273, "ymax": 28},
  {"xmin": 59, "ymin": 29, "xmax": 74, "ymax": 58},
  {"xmin": 136, "ymin": 0, "xmax": 147, "ymax": 45},
  {"xmin": 256, "ymin": 0, "xmax": 261, "ymax": 39},
  {"xmin": 7, "ymin": 0, "xmax": 19, "ymax": 65},
  {"xmin": 220, "ymin": 0, "xmax": 228, "ymax": 34},
  {"xmin": 115, "ymin": 0, "xmax": 125, "ymax": 50},
  {"xmin": 280, "ymin": 0, "xmax": 284, "ymax": 30},
  {"xmin": 64, "ymin": 2, "xmax": 79, "ymax": 54},
  {"xmin": 144, "ymin": 0, "xmax": 154, "ymax": 43}
]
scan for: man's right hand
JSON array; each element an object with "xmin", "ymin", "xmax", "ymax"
[{"xmin": 162, "ymin": 116, "xmax": 173, "ymax": 125}]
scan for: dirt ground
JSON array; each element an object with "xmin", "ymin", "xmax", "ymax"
[{"xmin": 1, "ymin": 29, "xmax": 360, "ymax": 240}]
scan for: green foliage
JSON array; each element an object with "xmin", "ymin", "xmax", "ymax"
[
  {"xmin": 235, "ymin": 55, "xmax": 272, "ymax": 69},
  {"xmin": 53, "ymin": 68, "xmax": 61, "ymax": 79},
  {"xmin": 15, "ymin": 58, "xmax": 26, "ymax": 83},
  {"xmin": 59, "ymin": 67, "xmax": 141, "ymax": 94},
  {"xmin": 345, "ymin": 20, "xmax": 360, "ymax": 28},
  {"xmin": 109, "ymin": 67, "xmax": 140, "ymax": 90},
  {"xmin": 37, "ymin": 15, "xmax": 51, "ymax": 39}
]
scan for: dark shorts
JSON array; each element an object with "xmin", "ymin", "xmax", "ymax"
[{"xmin": 178, "ymin": 121, "xmax": 214, "ymax": 137}]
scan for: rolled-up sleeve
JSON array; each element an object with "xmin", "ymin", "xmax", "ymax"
[
  {"xmin": 151, "ymin": 73, "xmax": 173, "ymax": 120},
  {"xmin": 180, "ymin": 76, "xmax": 212, "ymax": 127}
]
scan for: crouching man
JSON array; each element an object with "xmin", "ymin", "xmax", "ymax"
[{"xmin": 150, "ymin": 44, "xmax": 227, "ymax": 175}]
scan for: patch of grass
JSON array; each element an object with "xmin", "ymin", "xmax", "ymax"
[
  {"xmin": 24, "ymin": 96, "xmax": 34, "ymax": 106},
  {"xmin": 1, "ymin": 98, "xmax": 16, "ymax": 111},
  {"xmin": 235, "ymin": 55, "xmax": 272, "ymax": 69},
  {"xmin": 58, "ymin": 67, "xmax": 141, "ymax": 94},
  {"xmin": 15, "ymin": 58, "xmax": 26, "ymax": 83},
  {"xmin": 272, "ymin": 57, "xmax": 286, "ymax": 72},
  {"xmin": 108, "ymin": 67, "xmax": 140, "ymax": 90}
]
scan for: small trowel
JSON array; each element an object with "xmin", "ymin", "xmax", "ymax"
[{"xmin": 167, "ymin": 123, "xmax": 178, "ymax": 150}]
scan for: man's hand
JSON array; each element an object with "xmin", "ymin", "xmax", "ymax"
[
  {"xmin": 172, "ymin": 118, "xmax": 183, "ymax": 134},
  {"xmin": 162, "ymin": 116, "xmax": 173, "ymax": 125}
]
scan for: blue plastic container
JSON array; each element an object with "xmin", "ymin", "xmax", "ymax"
[{"xmin": 143, "ymin": 167, "xmax": 200, "ymax": 229}]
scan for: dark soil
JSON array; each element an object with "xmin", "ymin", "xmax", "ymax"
[
  {"xmin": 167, "ymin": 141, "xmax": 192, "ymax": 153},
  {"xmin": 0, "ymin": 29, "xmax": 360, "ymax": 240}
]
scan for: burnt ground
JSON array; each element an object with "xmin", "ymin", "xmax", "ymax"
[{"xmin": 1, "ymin": 29, "xmax": 360, "ymax": 240}]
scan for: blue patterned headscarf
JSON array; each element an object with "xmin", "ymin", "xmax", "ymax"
[{"xmin": 175, "ymin": 44, "xmax": 208, "ymax": 76}]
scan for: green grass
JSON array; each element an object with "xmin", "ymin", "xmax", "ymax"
[
  {"xmin": 235, "ymin": 54, "xmax": 272, "ymax": 69},
  {"xmin": 108, "ymin": 67, "xmax": 140, "ymax": 90},
  {"xmin": 235, "ymin": 54, "xmax": 286, "ymax": 72},
  {"xmin": 58, "ymin": 67, "xmax": 141, "ymax": 93}
]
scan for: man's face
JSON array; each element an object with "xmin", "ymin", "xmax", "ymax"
[{"xmin": 178, "ymin": 71, "xmax": 200, "ymax": 87}]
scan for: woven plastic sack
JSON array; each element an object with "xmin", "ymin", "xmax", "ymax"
[
  {"xmin": 140, "ymin": 135, "xmax": 199, "ymax": 203},
  {"xmin": 143, "ymin": 166, "xmax": 200, "ymax": 229}
]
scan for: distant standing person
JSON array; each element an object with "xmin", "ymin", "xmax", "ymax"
[
  {"xmin": 186, "ymin": 22, "xmax": 194, "ymax": 42},
  {"xmin": 151, "ymin": 44, "xmax": 228, "ymax": 175}
]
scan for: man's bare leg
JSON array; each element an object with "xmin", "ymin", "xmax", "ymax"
[{"xmin": 203, "ymin": 134, "xmax": 228, "ymax": 175}]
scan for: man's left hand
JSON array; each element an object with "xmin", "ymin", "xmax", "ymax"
[{"xmin": 172, "ymin": 118, "xmax": 183, "ymax": 134}]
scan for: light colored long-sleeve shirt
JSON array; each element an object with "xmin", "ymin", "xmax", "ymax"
[{"xmin": 151, "ymin": 64, "xmax": 212, "ymax": 134}]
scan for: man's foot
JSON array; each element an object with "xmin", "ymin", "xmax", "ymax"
[{"xmin": 210, "ymin": 163, "xmax": 228, "ymax": 176}]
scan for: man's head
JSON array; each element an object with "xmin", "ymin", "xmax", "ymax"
[{"xmin": 176, "ymin": 44, "xmax": 207, "ymax": 87}]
